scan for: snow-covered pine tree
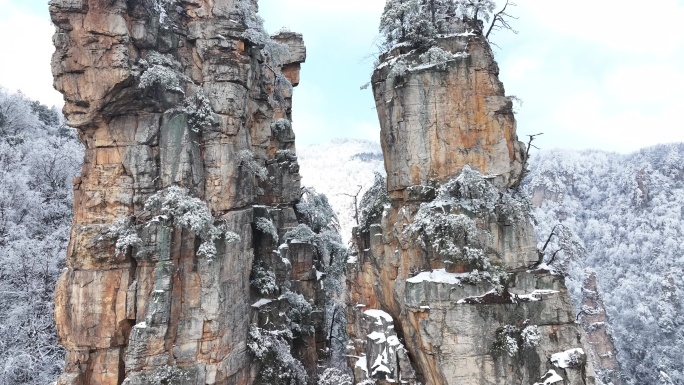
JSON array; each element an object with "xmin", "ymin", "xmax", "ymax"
[
  {"xmin": 379, "ymin": 0, "xmax": 421, "ymax": 49},
  {"xmin": 380, "ymin": 0, "xmax": 461, "ymax": 49},
  {"xmin": 454, "ymin": 0, "xmax": 495, "ymax": 33},
  {"xmin": 421, "ymin": 0, "xmax": 457, "ymax": 34},
  {"xmin": 379, "ymin": 0, "xmax": 504, "ymax": 49}
]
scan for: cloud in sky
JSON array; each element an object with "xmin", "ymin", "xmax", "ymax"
[
  {"xmin": 496, "ymin": 0, "xmax": 684, "ymax": 152},
  {"xmin": 0, "ymin": 0, "xmax": 62, "ymax": 107},
  {"xmin": 3, "ymin": 0, "xmax": 683, "ymax": 153}
]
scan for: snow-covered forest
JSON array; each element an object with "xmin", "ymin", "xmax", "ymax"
[
  {"xmin": 525, "ymin": 145, "xmax": 684, "ymax": 385},
  {"xmin": 0, "ymin": 89, "xmax": 82, "ymax": 384},
  {"xmin": 298, "ymin": 139, "xmax": 385, "ymax": 242}
]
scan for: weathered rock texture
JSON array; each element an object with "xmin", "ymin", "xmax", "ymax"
[
  {"xmin": 347, "ymin": 34, "xmax": 596, "ymax": 385},
  {"xmin": 580, "ymin": 271, "xmax": 622, "ymax": 385},
  {"xmin": 49, "ymin": 0, "xmax": 330, "ymax": 384},
  {"xmin": 375, "ymin": 38, "xmax": 525, "ymax": 198}
]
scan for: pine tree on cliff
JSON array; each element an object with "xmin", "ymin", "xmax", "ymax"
[
  {"xmin": 380, "ymin": 0, "xmax": 515, "ymax": 49},
  {"xmin": 380, "ymin": 0, "xmax": 500, "ymax": 49},
  {"xmin": 452, "ymin": 0, "xmax": 489, "ymax": 33},
  {"xmin": 379, "ymin": 0, "xmax": 454, "ymax": 49},
  {"xmin": 422, "ymin": 0, "xmax": 457, "ymax": 33},
  {"xmin": 380, "ymin": 0, "xmax": 456, "ymax": 49},
  {"xmin": 379, "ymin": 0, "xmax": 420, "ymax": 48}
]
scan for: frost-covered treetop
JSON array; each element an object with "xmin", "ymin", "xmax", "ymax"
[{"xmin": 378, "ymin": 0, "xmax": 496, "ymax": 51}]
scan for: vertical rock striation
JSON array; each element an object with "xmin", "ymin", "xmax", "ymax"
[
  {"xmin": 580, "ymin": 271, "xmax": 622, "ymax": 385},
  {"xmin": 50, "ymin": 1, "xmax": 333, "ymax": 384},
  {"xmin": 347, "ymin": 34, "xmax": 596, "ymax": 385}
]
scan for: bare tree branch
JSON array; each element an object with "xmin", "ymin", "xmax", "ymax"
[
  {"xmin": 511, "ymin": 132, "xmax": 542, "ymax": 191},
  {"xmin": 541, "ymin": 224, "xmax": 562, "ymax": 253},
  {"xmin": 485, "ymin": 0, "xmax": 519, "ymax": 40},
  {"xmin": 340, "ymin": 185, "xmax": 363, "ymax": 226}
]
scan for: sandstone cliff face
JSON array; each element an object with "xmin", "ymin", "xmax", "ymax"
[
  {"xmin": 373, "ymin": 37, "xmax": 525, "ymax": 198},
  {"xmin": 347, "ymin": 34, "xmax": 596, "ymax": 385},
  {"xmin": 50, "ymin": 1, "xmax": 332, "ymax": 384}
]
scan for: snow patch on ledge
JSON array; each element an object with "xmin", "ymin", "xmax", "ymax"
[
  {"xmin": 251, "ymin": 298, "xmax": 273, "ymax": 308},
  {"xmin": 438, "ymin": 30, "xmax": 477, "ymax": 38},
  {"xmin": 517, "ymin": 289, "xmax": 560, "ymax": 301},
  {"xmin": 387, "ymin": 335, "xmax": 401, "ymax": 347},
  {"xmin": 456, "ymin": 289, "xmax": 560, "ymax": 305},
  {"xmin": 457, "ymin": 289, "xmax": 498, "ymax": 304},
  {"xmin": 527, "ymin": 262, "xmax": 561, "ymax": 275},
  {"xmin": 408, "ymin": 53, "xmax": 468, "ymax": 72},
  {"xmin": 533, "ymin": 369, "xmax": 564, "ymax": 385},
  {"xmin": 367, "ymin": 331, "xmax": 386, "ymax": 343},
  {"xmin": 407, "ymin": 269, "xmax": 466, "ymax": 285},
  {"xmin": 551, "ymin": 348, "xmax": 585, "ymax": 368},
  {"xmin": 353, "ymin": 354, "xmax": 368, "ymax": 375},
  {"xmin": 364, "ymin": 309, "xmax": 394, "ymax": 325}
]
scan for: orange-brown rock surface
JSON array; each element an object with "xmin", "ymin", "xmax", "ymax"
[
  {"xmin": 49, "ymin": 1, "xmax": 333, "ymax": 384},
  {"xmin": 346, "ymin": 34, "xmax": 596, "ymax": 385},
  {"xmin": 374, "ymin": 37, "xmax": 525, "ymax": 198}
]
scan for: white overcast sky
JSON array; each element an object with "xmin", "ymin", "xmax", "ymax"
[{"xmin": 2, "ymin": 0, "xmax": 683, "ymax": 153}]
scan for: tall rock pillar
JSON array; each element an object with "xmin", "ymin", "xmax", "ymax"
[
  {"xmin": 49, "ymin": 0, "xmax": 324, "ymax": 384},
  {"xmin": 580, "ymin": 270, "xmax": 623, "ymax": 385},
  {"xmin": 347, "ymin": 34, "xmax": 597, "ymax": 385}
]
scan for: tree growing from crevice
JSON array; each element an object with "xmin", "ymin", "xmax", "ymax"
[
  {"xmin": 358, "ymin": 172, "xmax": 389, "ymax": 232},
  {"xmin": 378, "ymin": 0, "xmax": 517, "ymax": 50}
]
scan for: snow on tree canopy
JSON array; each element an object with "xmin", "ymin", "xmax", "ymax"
[
  {"xmin": 143, "ymin": 186, "xmax": 240, "ymax": 259},
  {"xmin": 0, "ymin": 89, "xmax": 82, "ymax": 385},
  {"xmin": 404, "ymin": 165, "xmax": 529, "ymax": 292},
  {"xmin": 524, "ymin": 144, "xmax": 684, "ymax": 384},
  {"xmin": 378, "ymin": 0, "xmax": 499, "ymax": 50}
]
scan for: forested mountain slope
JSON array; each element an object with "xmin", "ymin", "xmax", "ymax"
[
  {"xmin": 0, "ymin": 89, "xmax": 82, "ymax": 384},
  {"xmin": 525, "ymin": 145, "xmax": 684, "ymax": 385}
]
